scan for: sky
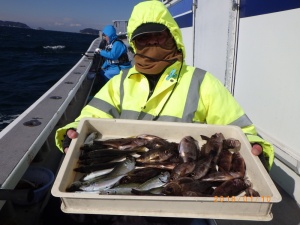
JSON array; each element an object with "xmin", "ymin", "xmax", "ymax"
[{"xmin": 0, "ymin": 0, "xmax": 144, "ymax": 33}]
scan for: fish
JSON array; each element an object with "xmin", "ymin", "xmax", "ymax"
[
  {"xmin": 130, "ymin": 187, "xmax": 164, "ymax": 196},
  {"xmin": 73, "ymin": 161, "xmax": 120, "ymax": 173},
  {"xmin": 167, "ymin": 153, "xmax": 182, "ymax": 163},
  {"xmin": 200, "ymin": 133, "xmax": 225, "ymax": 171},
  {"xmin": 92, "ymin": 134, "xmax": 166, "ymax": 151},
  {"xmin": 119, "ymin": 167, "xmax": 165, "ymax": 184},
  {"xmin": 67, "ymin": 156, "xmax": 136, "ymax": 192},
  {"xmin": 231, "ymin": 152, "xmax": 246, "ymax": 177},
  {"xmin": 136, "ymin": 162, "xmax": 179, "ymax": 170},
  {"xmin": 136, "ymin": 145, "xmax": 178, "ymax": 163},
  {"xmin": 71, "ymin": 133, "xmax": 257, "ymax": 198},
  {"xmin": 212, "ymin": 178, "xmax": 250, "ymax": 196},
  {"xmin": 218, "ymin": 149, "xmax": 233, "ymax": 172},
  {"xmin": 178, "ymin": 136, "xmax": 200, "ymax": 162},
  {"xmin": 76, "ymin": 175, "xmax": 125, "ymax": 192},
  {"xmin": 181, "ymin": 180, "xmax": 215, "ymax": 196},
  {"xmin": 190, "ymin": 152, "xmax": 214, "ymax": 180},
  {"xmin": 200, "ymin": 133, "xmax": 224, "ymax": 155},
  {"xmin": 244, "ymin": 187, "xmax": 260, "ymax": 197},
  {"xmin": 78, "ymin": 155, "xmax": 127, "ymax": 165},
  {"xmin": 175, "ymin": 176, "xmax": 195, "ymax": 184},
  {"xmin": 93, "ymin": 137, "xmax": 139, "ymax": 150},
  {"xmin": 99, "ymin": 183, "xmax": 141, "ymax": 195},
  {"xmin": 161, "ymin": 182, "xmax": 183, "ymax": 196},
  {"xmin": 161, "ymin": 177, "xmax": 194, "ymax": 196},
  {"xmin": 79, "ymin": 148, "xmax": 143, "ymax": 160},
  {"xmin": 82, "ymin": 132, "xmax": 98, "ymax": 147},
  {"xmin": 222, "ymin": 138, "xmax": 241, "ymax": 153},
  {"xmin": 181, "ymin": 180, "xmax": 212, "ymax": 195},
  {"xmin": 135, "ymin": 134, "xmax": 166, "ymax": 141},
  {"xmin": 135, "ymin": 134, "xmax": 171, "ymax": 149},
  {"xmin": 79, "ymin": 132, "xmax": 101, "ymax": 152},
  {"xmin": 182, "ymin": 190, "xmax": 212, "ymax": 197},
  {"xmin": 132, "ymin": 171, "xmax": 170, "ymax": 191},
  {"xmin": 80, "ymin": 143, "xmax": 106, "ymax": 152},
  {"xmin": 107, "ymin": 155, "xmax": 136, "ymax": 177},
  {"xmin": 80, "ymin": 168, "xmax": 114, "ymax": 182},
  {"xmin": 144, "ymin": 138, "xmax": 175, "ymax": 150},
  {"xmin": 199, "ymin": 135, "xmax": 214, "ymax": 157},
  {"xmin": 200, "ymin": 171, "xmax": 240, "ymax": 182},
  {"xmin": 162, "ymin": 177, "xmax": 214, "ymax": 196},
  {"xmin": 170, "ymin": 161, "xmax": 196, "ymax": 181}
]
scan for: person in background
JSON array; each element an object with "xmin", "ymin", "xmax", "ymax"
[
  {"xmin": 56, "ymin": 1, "xmax": 274, "ymax": 224},
  {"xmin": 89, "ymin": 38, "xmax": 107, "ymax": 74},
  {"xmin": 90, "ymin": 25, "xmax": 132, "ymax": 86}
]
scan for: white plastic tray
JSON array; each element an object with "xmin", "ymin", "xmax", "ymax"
[{"xmin": 51, "ymin": 118, "xmax": 281, "ymax": 221}]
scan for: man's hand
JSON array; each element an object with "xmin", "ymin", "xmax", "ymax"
[
  {"xmin": 95, "ymin": 48, "xmax": 101, "ymax": 53},
  {"xmin": 63, "ymin": 129, "xmax": 78, "ymax": 154},
  {"xmin": 251, "ymin": 144, "xmax": 262, "ymax": 156},
  {"xmin": 252, "ymin": 143, "xmax": 269, "ymax": 171}
]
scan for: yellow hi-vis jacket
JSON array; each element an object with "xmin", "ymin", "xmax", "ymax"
[{"xmin": 55, "ymin": 0, "xmax": 274, "ymax": 169}]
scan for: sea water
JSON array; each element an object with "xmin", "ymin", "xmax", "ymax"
[{"xmin": 0, "ymin": 26, "xmax": 98, "ymax": 131}]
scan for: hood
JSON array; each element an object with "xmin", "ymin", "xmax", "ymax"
[
  {"xmin": 103, "ymin": 25, "xmax": 118, "ymax": 43},
  {"xmin": 127, "ymin": 0, "xmax": 186, "ymax": 59}
]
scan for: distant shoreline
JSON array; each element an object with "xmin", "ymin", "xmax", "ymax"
[
  {"xmin": 0, "ymin": 20, "xmax": 31, "ymax": 29},
  {"xmin": 0, "ymin": 20, "xmax": 99, "ymax": 34}
]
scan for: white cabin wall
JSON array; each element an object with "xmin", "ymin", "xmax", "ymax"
[
  {"xmin": 234, "ymin": 8, "xmax": 300, "ymax": 163},
  {"xmin": 193, "ymin": 0, "xmax": 235, "ymax": 83},
  {"xmin": 234, "ymin": 8, "xmax": 300, "ymax": 202}
]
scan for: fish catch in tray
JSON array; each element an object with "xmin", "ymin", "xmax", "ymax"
[
  {"xmin": 66, "ymin": 132, "xmax": 260, "ymax": 198},
  {"xmin": 67, "ymin": 155, "xmax": 136, "ymax": 192}
]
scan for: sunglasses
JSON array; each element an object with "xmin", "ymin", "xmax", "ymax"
[{"xmin": 134, "ymin": 30, "xmax": 170, "ymax": 46}]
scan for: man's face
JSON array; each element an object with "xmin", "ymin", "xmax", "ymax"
[{"xmin": 103, "ymin": 34, "xmax": 110, "ymax": 43}]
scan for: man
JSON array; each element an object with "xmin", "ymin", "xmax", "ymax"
[
  {"xmin": 56, "ymin": 1, "xmax": 273, "ymax": 168},
  {"xmin": 92, "ymin": 25, "xmax": 132, "ymax": 85}
]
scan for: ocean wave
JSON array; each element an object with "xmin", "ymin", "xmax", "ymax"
[
  {"xmin": 0, "ymin": 113, "xmax": 20, "ymax": 131},
  {"xmin": 43, "ymin": 45, "xmax": 66, "ymax": 50},
  {"xmin": 0, "ymin": 26, "xmax": 97, "ymax": 130}
]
